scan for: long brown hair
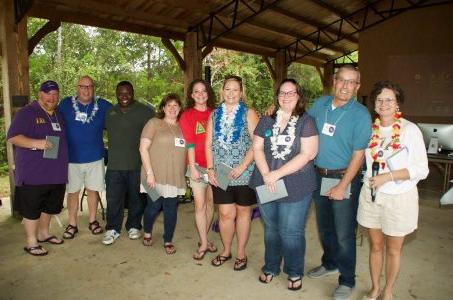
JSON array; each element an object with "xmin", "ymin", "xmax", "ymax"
[{"xmin": 185, "ymin": 79, "xmax": 216, "ymax": 109}]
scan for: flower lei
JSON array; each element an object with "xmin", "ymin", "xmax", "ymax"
[
  {"xmin": 72, "ymin": 95, "xmax": 100, "ymax": 124},
  {"xmin": 270, "ymin": 110, "xmax": 299, "ymax": 160},
  {"xmin": 214, "ymin": 101, "xmax": 246, "ymax": 149},
  {"xmin": 368, "ymin": 111, "xmax": 402, "ymax": 169}
]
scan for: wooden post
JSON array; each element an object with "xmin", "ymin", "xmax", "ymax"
[
  {"xmin": 321, "ymin": 62, "xmax": 334, "ymax": 94},
  {"xmin": 1, "ymin": 0, "xmax": 30, "ymax": 216},
  {"xmin": 183, "ymin": 32, "xmax": 202, "ymax": 98},
  {"xmin": 274, "ymin": 50, "xmax": 288, "ymax": 91}
]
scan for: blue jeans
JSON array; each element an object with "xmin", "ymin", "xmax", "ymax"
[
  {"xmin": 313, "ymin": 173, "xmax": 362, "ymax": 288},
  {"xmin": 259, "ymin": 194, "xmax": 312, "ymax": 278},
  {"xmin": 105, "ymin": 170, "xmax": 144, "ymax": 233},
  {"xmin": 143, "ymin": 196, "xmax": 178, "ymax": 243}
]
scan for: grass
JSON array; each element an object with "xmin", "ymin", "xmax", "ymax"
[{"xmin": 0, "ymin": 175, "xmax": 11, "ymax": 198}]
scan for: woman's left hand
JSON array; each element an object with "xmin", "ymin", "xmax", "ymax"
[
  {"xmin": 368, "ymin": 174, "xmax": 390, "ymax": 189},
  {"xmin": 230, "ymin": 164, "xmax": 246, "ymax": 179},
  {"xmin": 263, "ymin": 171, "xmax": 280, "ymax": 186}
]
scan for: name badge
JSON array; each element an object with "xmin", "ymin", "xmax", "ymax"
[
  {"xmin": 51, "ymin": 122, "xmax": 61, "ymax": 132},
  {"xmin": 175, "ymin": 138, "xmax": 185, "ymax": 147},
  {"xmin": 322, "ymin": 122, "xmax": 336, "ymax": 136},
  {"xmin": 75, "ymin": 112, "xmax": 87, "ymax": 122},
  {"xmin": 276, "ymin": 135, "xmax": 294, "ymax": 146}
]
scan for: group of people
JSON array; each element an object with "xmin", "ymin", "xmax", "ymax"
[{"xmin": 7, "ymin": 65, "xmax": 429, "ymax": 300}]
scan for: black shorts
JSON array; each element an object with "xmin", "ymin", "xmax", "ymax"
[
  {"xmin": 15, "ymin": 184, "xmax": 66, "ymax": 220},
  {"xmin": 212, "ymin": 185, "xmax": 257, "ymax": 206}
]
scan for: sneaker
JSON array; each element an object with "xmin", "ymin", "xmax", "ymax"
[
  {"xmin": 307, "ymin": 265, "xmax": 339, "ymax": 278},
  {"xmin": 128, "ymin": 228, "xmax": 140, "ymax": 240},
  {"xmin": 332, "ymin": 285, "xmax": 353, "ymax": 300},
  {"xmin": 102, "ymin": 230, "xmax": 120, "ymax": 245}
]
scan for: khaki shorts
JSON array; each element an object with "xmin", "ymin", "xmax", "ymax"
[
  {"xmin": 67, "ymin": 159, "xmax": 105, "ymax": 193},
  {"xmin": 357, "ymin": 185, "xmax": 419, "ymax": 237}
]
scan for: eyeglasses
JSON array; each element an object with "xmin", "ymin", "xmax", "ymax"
[
  {"xmin": 335, "ymin": 77, "xmax": 359, "ymax": 87},
  {"xmin": 375, "ymin": 98, "xmax": 396, "ymax": 105},
  {"xmin": 78, "ymin": 85, "xmax": 94, "ymax": 90},
  {"xmin": 278, "ymin": 91, "xmax": 298, "ymax": 97}
]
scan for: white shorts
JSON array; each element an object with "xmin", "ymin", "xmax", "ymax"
[
  {"xmin": 67, "ymin": 159, "xmax": 105, "ymax": 193},
  {"xmin": 357, "ymin": 185, "xmax": 419, "ymax": 237}
]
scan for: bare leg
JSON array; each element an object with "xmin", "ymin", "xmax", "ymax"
[
  {"xmin": 23, "ymin": 218, "xmax": 40, "ymax": 248},
  {"xmin": 235, "ymin": 204, "xmax": 252, "ymax": 259},
  {"xmin": 86, "ymin": 189, "xmax": 99, "ymax": 223},
  {"xmin": 205, "ymin": 186, "xmax": 214, "ymax": 235},
  {"xmin": 193, "ymin": 185, "xmax": 209, "ymax": 251},
  {"xmin": 367, "ymin": 228, "xmax": 385, "ymax": 298},
  {"xmin": 381, "ymin": 235, "xmax": 405, "ymax": 300},
  {"xmin": 67, "ymin": 191, "xmax": 80, "ymax": 226},
  {"xmin": 218, "ymin": 204, "xmax": 236, "ymax": 256}
]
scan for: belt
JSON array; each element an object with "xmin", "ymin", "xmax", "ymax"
[{"xmin": 316, "ymin": 167, "xmax": 346, "ymax": 176}]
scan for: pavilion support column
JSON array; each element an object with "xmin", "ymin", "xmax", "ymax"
[
  {"xmin": 183, "ymin": 32, "xmax": 202, "ymax": 97},
  {"xmin": 1, "ymin": 0, "xmax": 30, "ymax": 217},
  {"xmin": 274, "ymin": 50, "xmax": 288, "ymax": 90},
  {"xmin": 321, "ymin": 62, "xmax": 334, "ymax": 94}
]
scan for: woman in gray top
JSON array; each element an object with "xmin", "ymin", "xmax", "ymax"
[{"xmin": 250, "ymin": 79, "xmax": 318, "ymax": 290}]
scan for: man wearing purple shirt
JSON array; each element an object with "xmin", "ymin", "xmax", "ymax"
[{"xmin": 7, "ymin": 80, "xmax": 69, "ymax": 256}]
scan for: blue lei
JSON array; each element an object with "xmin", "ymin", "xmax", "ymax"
[{"xmin": 214, "ymin": 101, "xmax": 246, "ymax": 147}]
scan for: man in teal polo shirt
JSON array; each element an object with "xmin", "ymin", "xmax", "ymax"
[
  {"xmin": 307, "ymin": 65, "xmax": 372, "ymax": 300},
  {"xmin": 102, "ymin": 81, "xmax": 155, "ymax": 245}
]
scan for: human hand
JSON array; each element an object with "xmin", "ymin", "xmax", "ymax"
[
  {"xmin": 368, "ymin": 174, "xmax": 390, "ymax": 189},
  {"xmin": 146, "ymin": 173, "xmax": 156, "ymax": 189},
  {"xmin": 190, "ymin": 165, "xmax": 201, "ymax": 181},
  {"xmin": 230, "ymin": 164, "xmax": 246, "ymax": 179},
  {"xmin": 208, "ymin": 170, "xmax": 219, "ymax": 187},
  {"xmin": 328, "ymin": 184, "xmax": 348, "ymax": 201},
  {"xmin": 263, "ymin": 171, "xmax": 280, "ymax": 186},
  {"xmin": 35, "ymin": 139, "xmax": 52, "ymax": 150}
]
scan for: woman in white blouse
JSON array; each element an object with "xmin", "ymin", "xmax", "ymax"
[{"xmin": 358, "ymin": 81, "xmax": 429, "ymax": 300}]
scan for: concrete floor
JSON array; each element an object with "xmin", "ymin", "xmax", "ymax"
[{"xmin": 1, "ymin": 172, "xmax": 452, "ymax": 300}]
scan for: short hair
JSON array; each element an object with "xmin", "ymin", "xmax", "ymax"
[
  {"xmin": 335, "ymin": 64, "xmax": 361, "ymax": 83},
  {"xmin": 78, "ymin": 75, "xmax": 94, "ymax": 85},
  {"xmin": 369, "ymin": 80, "xmax": 405, "ymax": 105},
  {"xmin": 157, "ymin": 93, "xmax": 183, "ymax": 119},
  {"xmin": 186, "ymin": 79, "xmax": 216, "ymax": 109},
  {"xmin": 272, "ymin": 78, "xmax": 306, "ymax": 118},
  {"xmin": 116, "ymin": 80, "xmax": 134, "ymax": 92}
]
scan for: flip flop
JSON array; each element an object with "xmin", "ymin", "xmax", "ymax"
[
  {"xmin": 143, "ymin": 236, "xmax": 153, "ymax": 247},
  {"xmin": 37, "ymin": 235, "xmax": 64, "ymax": 245},
  {"xmin": 197, "ymin": 241, "xmax": 217, "ymax": 253},
  {"xmin": 288, "ymin": 277, "xmax": 302, "ymax": 291},
  {"xmin": 259, "ymin": 272, "xmax": 274, "ymax": 284},
  {"xmin": 193, "ymin": 248, "xmax": 208, "ymax": 260},
  {"xmin": 164, "ymin": 243, "xmax": 176, "ymax": 255},
  {"xmin": 24, "ymin": 245, "xmax": 48, "ymax": 256}
]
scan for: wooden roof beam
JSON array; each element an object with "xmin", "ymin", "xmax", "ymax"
[
  {"xmin": 29, "ymin": 4, "xmax": 186, "ymax": 40},
  {"xmin": 161, "ymin": 38, "xmax": 186, "ymax": 71},
  {"xmin": 28, "ymin": 19, "xmax": 61, "ymax": 55},
  {"xmin": 309, "ymin": 0, "xmax": 351, "ymax": 18},
  {"xmin": 268, "ymin": 6, "xmax": 358, "ymax": 44}
]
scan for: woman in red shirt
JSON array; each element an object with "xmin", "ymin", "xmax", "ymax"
[{"xmin": 179, "ymin": 79, "xmax": 217, "ymax": 259}]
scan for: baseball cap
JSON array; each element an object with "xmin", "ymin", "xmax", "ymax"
[{"xmin": 39, "ymin": 80, "xmax": 59, "ymax": 93}]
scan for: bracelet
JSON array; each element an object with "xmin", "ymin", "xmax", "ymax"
[
  {"xmin": 388, "ymin": 171, "xmax": 394, "ymax": 182},
  {"xmin": 207, "ymin": 167, "xmax": 214, "ymax": 171}
]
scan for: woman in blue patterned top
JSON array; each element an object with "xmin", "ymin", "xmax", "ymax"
[
  {"xmin": 250, "ymin": 79, "xmax": 318, "ymax": 290},
  {"xmin": 205, "ymin": 75, "xmax": 259, "ymax": 271}
]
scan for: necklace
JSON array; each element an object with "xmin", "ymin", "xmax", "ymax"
[
  {"xmin": 72, "ymin": 95, "xmax": 100, "ymax": 124},
  {"xmin": 214, "ymin": 101, "xmax": 246, "ymax": 149},
  {"xmin": 270, "ymin": 110, "xmax": 298, "ymax": 160},
  {"xmin": 368, "ymin": 111, "xmax": 402, "ymax": 169}
]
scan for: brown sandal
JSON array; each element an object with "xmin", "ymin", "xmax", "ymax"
[
  {"xmin": 211, "ymin": 254, "xmax": 232, "ymax": 267},
  {"xmin": 88, "ymin": 220, "xmax": 103, "ymax": 235},
  {"xmin": 63, "ymin": 224, "xmax": 78, "ymax": 239},
  {"xmin": 164, "ymin": 243, "xmax": 176, "ymax": 255},
  {"xmin": 233, "ymin": 256, "xmax": 248, "ymax": 271}
]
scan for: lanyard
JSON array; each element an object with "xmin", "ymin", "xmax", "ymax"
[{"xmin": 324, "ymin": 105, "xmax": 347, "ymax": 126}]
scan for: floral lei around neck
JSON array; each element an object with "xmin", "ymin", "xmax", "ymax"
[
  {"xmin": 368, "ymin": 111, "xmax": 402, "ymax": 169},
  {"xmin": 270, "ymin": 110, "xmax": 299, "ymax": 160},
  {"xmin": 214, "ymin": 101, "xmax": 246, "ymax": 149},
  {"xmin": 71, "ymin": 95, "xmax": 100, "ymax": 124}
]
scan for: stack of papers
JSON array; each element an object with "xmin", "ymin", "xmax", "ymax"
[{"xmin": 256, "ymin": 179, "xmax": 288, "ymax": 204}]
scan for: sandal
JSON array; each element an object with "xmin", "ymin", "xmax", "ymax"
[
  {"xmin": 197, "ymin": 241, "xmax": 217, "ymax": 253},
  {"xmin": 143, "ymin": 235, "xmax": 153, "ymax": 247},
  {"xmin": 193, "ymin": 248, "xmax": 208, "ymax": 260},
  {"xmin": 62, "ymin": 224, "xmax": 78, "ymax": 239},
  {"xmin": 24, "ymin": 245, "xmax": 48, "ymax": 256},
  {"xmin": 259, "ymin": 272, "xmax": 274, "ymax": 284},
  {"xmin": 288, "ymin": 277, "xmax": 302, "ymax": 291},
  {"xmin": 164, "ymin": 243, "xmax": 176, "ymax": 255},
  {"xmin": 233, "ymin": 256, "xmax": 248, "ymax": 271},
  {"xmin": 37, "ymin": 235, "xmax": 64, "ymax": 245},
  {"xmin": 88, "ymin": 220, "xmax": 104, "ymax": 235},
  {"xmin": 211, "ymin": 254, "xmax": 232, "ymax": 267}
]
